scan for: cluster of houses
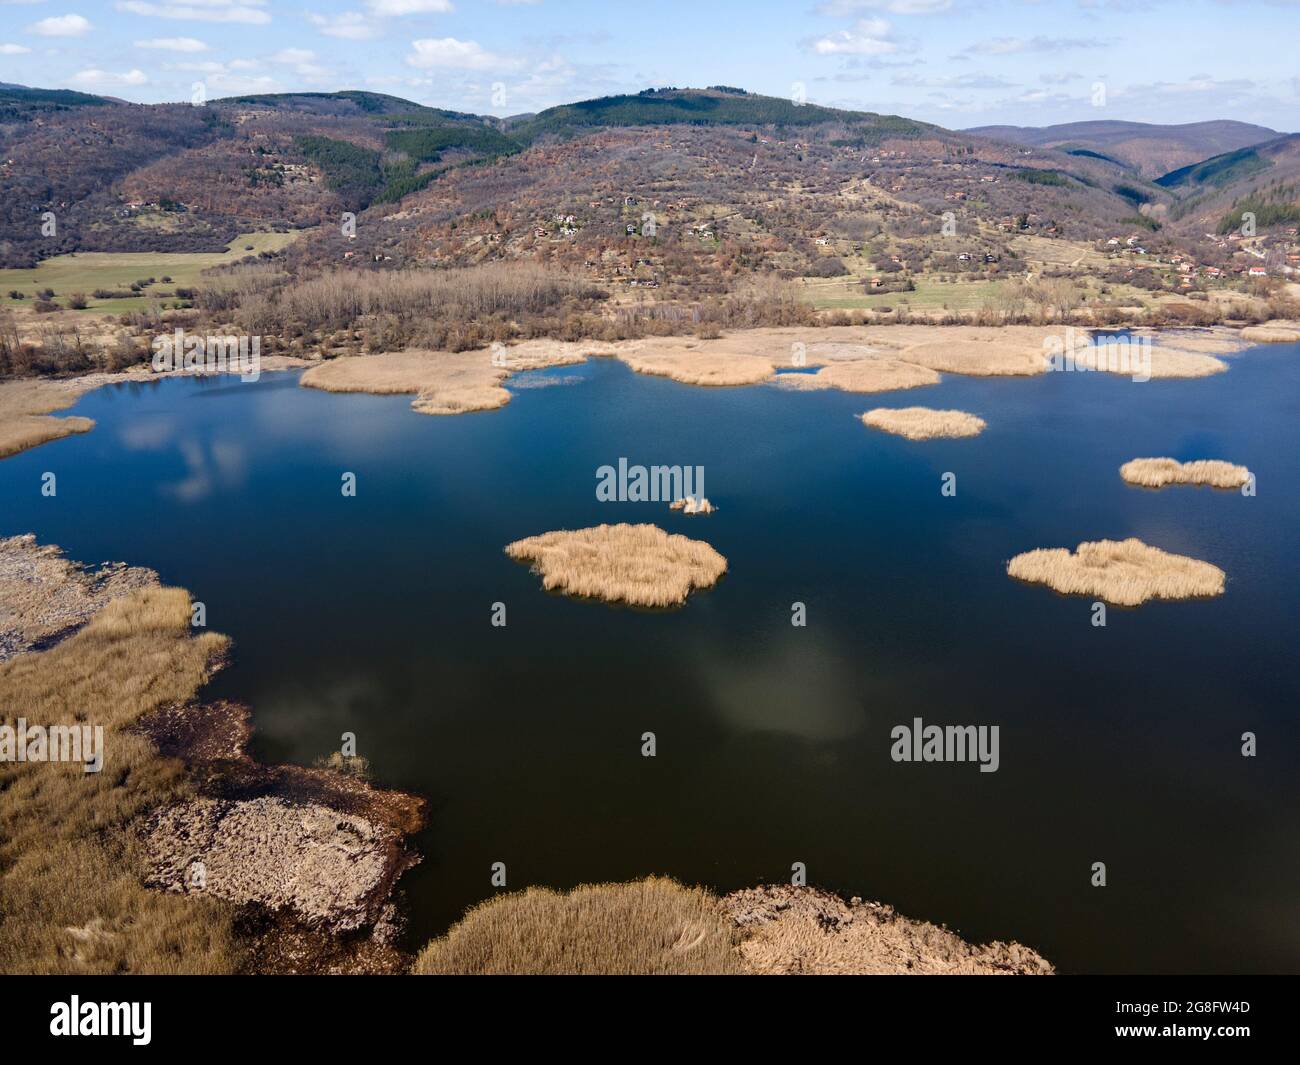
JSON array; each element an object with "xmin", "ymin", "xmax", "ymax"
[{"xmin": 1098, "ymin": 230, "xmax": 1297, "ymax": 285}]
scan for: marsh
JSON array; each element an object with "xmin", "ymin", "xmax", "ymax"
[{"xmin": 2, "ymin": 340, "xmax": 1297, "ymax": 974}]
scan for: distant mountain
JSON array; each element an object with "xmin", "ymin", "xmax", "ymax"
[
  {"xmin": 505, "ymin": 87, "xmax": 936, "ymax": 144},
  {"xmin": 1156, "ymin": 133, "xmax": 1300, "ymax": 235},
  {"xmin": 964, "ymin": 120, "xmax": 1282, "ymax": 179},
  {"xmin": 0, "ymin": 83, "xmax": 113, "ymax": 121},
  {"xmin": 0, "ymin": 84, "xmax": 1182, "ymax": 270}
]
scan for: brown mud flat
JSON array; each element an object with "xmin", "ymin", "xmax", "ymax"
[
  {"xmin": 132, "ymin": 699, "xmax": 427, "ymax": 975},
  {"xmin": 722, "ymin": 885, "xmax": 1052, "ymax": 975}
]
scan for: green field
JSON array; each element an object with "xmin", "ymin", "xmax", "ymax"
[{"xmin": 0, "ymin": 231, "xmax": 296, "ymax": 314}]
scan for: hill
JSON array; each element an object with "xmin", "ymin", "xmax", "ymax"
[
  {"xmin": 1156, "ymin": 134, "xmax": 1300, "ymax": 236},
  {"xmin": 0, "ymin": 87, "xmax": 518, "ymax": 267},
  {"xmin": 965, "ymin": 120, "xmax": 1281, "ymax": 179}
]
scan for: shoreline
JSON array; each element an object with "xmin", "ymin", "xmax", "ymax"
[
  {"xmin": 0, "ymin": 323, "xmax": 1269, "ymax": 461},
  {"xmin": 2, "ymin": 535, "xmax": 1053, "ymax": 975}
]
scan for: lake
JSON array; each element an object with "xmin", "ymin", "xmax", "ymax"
[{"xmin": 3, "ymin": 343, "xmax": 1297, "ymax": 973}]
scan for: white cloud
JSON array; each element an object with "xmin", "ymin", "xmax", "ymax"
[
  {"xmin": 71, "ymin": 68, "xmax": 149, "ymax": 88},
  {"xmin": 28, "ymin": 14, "xmax": 92, "ymax": 36},
  {"xmin": 367, "ymin": 0, "xmax": 453, "ymax": 14},
  {"xmin": 116, "ymin": 1, "xmax": 271, "ymax": 24},
  {"xmin": 407, "ymin": 37, "xmax": 522, "ymax": 71},
  {"xmin": 135, "ymin": 36, "xmax": 209, "ymax": 51},
  {"xmin": 817, "ymin": 0, "xmax": 949, "ymax": 13},
  {"xmin": 807, "ymin": 17, "xmax": 899, "ymax": 55},
  {"xmin": 962, "ymin": 36, "xmax": 1108, "ymax": 55},
  {"xmin": 307, "ymin": 11, "xmax": 378, "ymax": 40},
  {"xmin": 892, "ymin": 71, "xmax": 1014, "ymax": 89},
  {"xmin": 0, "ymin": 43, "xmax": 32, "ymax": 54},
  {"xmin": 270, "ymin": 46, "xmax": 333, "ymax": 80}
]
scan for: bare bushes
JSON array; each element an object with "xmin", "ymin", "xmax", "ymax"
[{"xmin": 229, "ymin": 263, "xmax": 603, "ymax": 351}]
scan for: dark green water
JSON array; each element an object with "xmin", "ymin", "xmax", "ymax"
[{"xmin": 3, "ymin": 345, "xmax": 1297, "ymax": 973}]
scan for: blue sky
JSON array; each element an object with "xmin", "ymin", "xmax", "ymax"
[{"xmin": 1, "ymin": 0, "xmax": 1296, "ymax": 130}]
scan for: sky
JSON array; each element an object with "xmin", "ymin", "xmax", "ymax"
[{"xmin": 1, "ymin": 0, "xmax": 1297, "ymax": 131}]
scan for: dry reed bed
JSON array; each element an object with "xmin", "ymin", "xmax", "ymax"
[
  {"xmin": 413, "ymin": 879, "xmax": 1052, "ymax": 976},
  {"xmin": 1240, "ymin": 321, "xmax": 1300, "ymax": 344},
  {"xmin": 0, "ymin": 378, "xmax": 97, "ymax": 459},
  {"xmin": 861, "ymin": 407, "xmax": 987, "ymax": 440},
  {"xmin": 615, "ymin": 325, "xmax": 1061, "ymax": 391},
  {"xmin": 1007, "ymin": 538, "xmax": 1225, "ymax": 607},
  {"xmin": 1120, "ymin": 457, "xmax": 1251, "ymax": 489},
  {"xmin": 413, "ymin": 878, "xmax": 744, "ymax": 975},
  {"xmin": 618, "ymin": 348, "xmax": 777, "ymax": 387},
  {"xmin": 300, "ymin": 342, "xmax": 608, "ymax": 415},
  {"xmin": 0, "ymin": 580, "xmax": 240, "ymax": 973},
  {"xmin": 0, "ymin": 537, "xmax": 423, "ymax": 973},
  {"xmin": 0, "ymin": 534, "xmax": 158, "ymax": 661},
  {"xmin": 505, "ymin": 523, "xmax": 727, "ymax": 607},
  {"xmin": 775, "ymin": 358, "xmax": 941, "ymax": 394}
]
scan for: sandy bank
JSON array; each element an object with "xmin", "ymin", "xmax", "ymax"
[
  {"xmin": 413, "ymin": 878, "xmax": 1051, "ymax": 975},
  {"xmin": 300, "ymin": 340, "xmax": 609, "ymax": 415},
  {"xmin": 1120, "ymin": 457, "xmax": 1251, "ymax": 489},
  {"xmin": 1007, "ymin": 537, "xmax": 1225, "ymax": 607},
  {"xmin": 861, "ymin": 407, "xmax": 987, "ymax": 440},
  {"xmin": 505, "ymin": 523, "xmax": 727, "ymax": 607}
]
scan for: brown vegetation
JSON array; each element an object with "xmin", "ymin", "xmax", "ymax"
[
  {"xmin": 0, "ymin": 583, "xmax": 240, "ymax": 974},
  {"xmin": 300, "ymin": 341, "xmax": 602, "ymax": 415},
  {"xmin": 0, "ymin": 378, "xmax": 97, "ymax": 458},
  {"xmin": 413, "ymin": 879, "xmax": 1053, "ymax": 975},
  {"xmin": 1007, "ymin": 538, "xmax": 1226, "ymax": 606},
  {"xmin": 505, "ymin": 523, "xmax": 727, "ymax": 607},
  {"xmin": 777, "ymin": 358, "xmax": 941, "ymax": 394},
  {"xmin": 1120, "ymin": 457, "xmax": 1251, "ymax": 489},
  {"xmin": 861, "ymin": 407, "xmax": 987, "ymax": 440},
  {"xmin": 413, "ymin": 878, "xmax": 744, "ymax": 975},
  {"xmin": 1240, "ymin": 321, "xmax": 1300, "ymax": 343},
  {"xmin": 0, "ymin": 538, "xmax": 422, "ymax": 974}
]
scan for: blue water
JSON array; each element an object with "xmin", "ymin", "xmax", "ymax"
[{"xmin": 3, "ymin": 345, "xmax": 1297, "ymax": 973}]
